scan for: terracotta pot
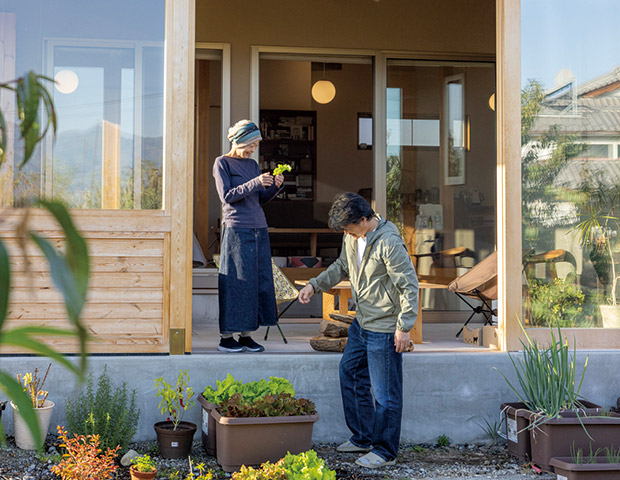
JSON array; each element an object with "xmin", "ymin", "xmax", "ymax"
[
  {"xmin": 502, "ymin": 400, "xmax": 602, "ymax": 462},
  {"xmin": 154, "ymin": 421, "xmax": 197, "ymax": 459},
  {"xmin": 550, "ymin": 457, "xmax": 620, "ymax": 480},
  {"xmin": 527, "ymin": 412, "xmax": 620, "ymax": 473},
  {"xmin": 211, "ymin": 408, "xmax": 318, "ymax": 472},
  {"xmin": 129, "ymin": 466, "xmax": 157, "ymax": 480},
  {"xmin": 11, "ymin": 400, "xmax": 55, "ymax": 450},
  {"xmin": 197, "ymin": 394, "xmax": 217, "ymax": 456}
]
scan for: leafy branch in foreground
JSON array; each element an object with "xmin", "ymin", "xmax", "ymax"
[{"xmin": 0, "ymin": 71, "xmax": 90, "ymax": 448}]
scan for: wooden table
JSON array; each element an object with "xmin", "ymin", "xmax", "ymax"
[
  {"xmin": 295, "ymin": 278, "xmax": 451, "ymax": 344},
  {"xmin": 268, "ymin": 228, "xmax": 335, "ymax": 257}
]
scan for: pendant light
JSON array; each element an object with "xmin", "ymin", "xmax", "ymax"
[{"xmin": 312, "ymin": 63, "xmax": 336, "ymax": 104}]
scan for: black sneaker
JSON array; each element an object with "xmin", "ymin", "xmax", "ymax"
[
  {"xmin": 238, "ymin": 335, "xmax": 265, "ymax": 352},
  {"xmin": 218, "ymin": 337, "xmax": 246, "ymax": 353}
]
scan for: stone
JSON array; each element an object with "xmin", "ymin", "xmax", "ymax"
[
  {"xmin": 319, "ymin": 318, "xmax": 350, "ymax": 338},
  {"xmin": 309, "ymin": 335, "xmax": 347, "ymax": 352},
  {"xmin": 121, "ymin": 449, "xmax": 140, "ymax": 467}
]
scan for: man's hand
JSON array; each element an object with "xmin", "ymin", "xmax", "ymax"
[
  {"xmin": 394, "ymin": 329, "xmax": 412, "ymax": 353},
  {"xmin": 298, "ymin": 284, "xmax": 314, "ymax": 304}
]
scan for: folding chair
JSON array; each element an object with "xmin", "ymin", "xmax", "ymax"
[
  {"xmin": 212, "ymin": 254, "xmax": 297, "ymax": 344},
  {"xmin": 447, "ymin": 251, "xmax": 498, "ymax": 338}
]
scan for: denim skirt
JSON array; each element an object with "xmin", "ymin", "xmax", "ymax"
[{"xmin": 218, "ymin": 227, "xmax": 278, "ymax": 334}]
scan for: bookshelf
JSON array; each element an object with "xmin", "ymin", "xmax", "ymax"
[{"xmin": 259, "ymin": 109, "xmax": 317, "ymax": 201}]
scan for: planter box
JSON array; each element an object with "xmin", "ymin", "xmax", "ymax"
[
  {"xmin": 528, "ymin": 412, "xmax": 620, "ymax": 473},
  {"xmin": 211, "ymin": 408, "xmax": 319, "ymax": 472},
  {"xmin": 502, "ymin": 401, "xmax": 602, "ymax": 462},
  {"xmin": 197, "ymin": 394, "xmax": 217, "ymax": 456},
  {"xmin": 550, "ymin": 457, "xmax": 620, "ymax": 480}
]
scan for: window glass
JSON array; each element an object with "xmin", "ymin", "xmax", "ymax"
[
  {"xmin": 0, "ymin": 0, "xmax": 165, "ymax": 209},
  {"xmin": 386, "ymin": 61, "xmax": 496, "ymax": 314},
  {"xmin": 521, "ymin": 0, "xmax": 620, "ymax": 328}
]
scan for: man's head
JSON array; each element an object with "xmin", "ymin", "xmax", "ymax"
[{"xmin": 328, "ymin": 192, "xmax": 376, "ymax": 239}]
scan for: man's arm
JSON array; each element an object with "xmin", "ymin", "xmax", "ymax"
[
  {"xmin": 299, "ymin": 238, "xmax": 349, "ymax": 303},
  {"xmin": 383, "ymin": 239, "xmax": 419, "ymax": 333}
]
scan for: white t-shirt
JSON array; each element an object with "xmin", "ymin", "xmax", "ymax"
[{"xmin": 357, "ymin": 227, "xmax": 377, "ymax": 267}]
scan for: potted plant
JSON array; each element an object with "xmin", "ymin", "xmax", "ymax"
[
  {"xmin": 572, "ymin": 177, "xmax": 620, "ymax": 327},
  {"xmin": 130, "ymin": 454, "xmax": 158, "ymax": 480},
  {"xmin": 154, "ymin": 370, "xmax": 197, "ymax": 459},
  {"xmin": 11, "ymin": 363, "xmax": 55, "ymax": 450},
  {"xmin": 198, "ymin": 374, "xmax": 295, "ymax": 456},
  {"xmin": 204, "ymin": 374, "xmax": 318, "ymax": 472},
  {"xmin": 496, "ymin": 325, "xmax": 608, "ymax": 470},
  {"xmin": 549, "ymin": 445, "xmax": 620, "ymax": 479}
]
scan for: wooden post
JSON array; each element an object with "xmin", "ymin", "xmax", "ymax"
[
  {"xmin": 0, "ymin": 13, "xmax": 16, "ymax": 207},
  {"xmin": 101, "ymin": 120, "xmax": 121, "ymax": 209}
]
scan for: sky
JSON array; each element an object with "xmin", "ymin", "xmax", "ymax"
[{"xmin": 521, "ymin": 0, "xmax": 620, "ymax": 90}]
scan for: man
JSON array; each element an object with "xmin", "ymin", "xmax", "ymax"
[{"xmin": 299, "ymin": 192, "xmax": 418, "ymax": 469}]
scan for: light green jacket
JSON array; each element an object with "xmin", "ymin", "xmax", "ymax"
[{"xmin": 309, "ymin": 216, "xmax": 419, "ymax": 333}]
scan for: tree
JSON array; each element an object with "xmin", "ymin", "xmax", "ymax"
[{"xmin": 0, "ymin": 72, "xmax": 90, "ymax": 447}]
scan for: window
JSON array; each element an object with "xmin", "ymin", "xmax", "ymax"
[{"xmin": 1, "ymin": 1, "xmax": 165, "ymax": 209}]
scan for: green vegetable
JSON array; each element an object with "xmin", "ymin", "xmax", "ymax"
[
  {"xmin": 202, "ymin": 374, "xmax": 295, "ymax": 407},
  {"xmin": 219, "ymin": 392, "xmax": 316, "ymax": 418},
  {"xmin": 273, "ymin": 164, "xmax": 292, "ymax": 175},
  {"xmin": 231, "ymin": 450, "xmax": 335, "ymax": 480}
]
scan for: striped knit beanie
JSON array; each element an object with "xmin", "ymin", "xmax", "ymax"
[{"xmin": 228, "ymin": 120, "xmax": 262, "ymax": 147}]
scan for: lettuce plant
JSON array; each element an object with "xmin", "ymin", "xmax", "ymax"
[{"xmin": 202, "ymin": 374, "xmax": 295, "ymax": 407}]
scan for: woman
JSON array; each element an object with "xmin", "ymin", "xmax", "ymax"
[{"xmin": 212, "ymin": 120, "xmax": 284, "ymax": 352}]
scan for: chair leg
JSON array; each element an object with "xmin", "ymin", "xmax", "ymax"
[
  {"xmin": 264, "ymin": 298, "xmax": 297, "ymax": 343},
  {"xmin": 456, "ymin": 310, "xmax": 478, "ymax": 338}
]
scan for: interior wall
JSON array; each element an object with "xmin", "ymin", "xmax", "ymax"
[
  {"xmin": 260, "ymin": 59, "xmax": 312, "ymax": 110},
  {"xmin": 196, "ymin": 0, "xmax": 495, "ymax": 121}
]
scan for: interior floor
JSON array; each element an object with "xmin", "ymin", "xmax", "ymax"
[{"xmin": 191, "ymin": 319, "xmax": 499, "ymax": 354}]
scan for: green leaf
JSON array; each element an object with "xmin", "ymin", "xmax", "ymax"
[
  {"xmin": 0, "ymin": 240, "xmax": 9, "ymax": 331},
  {"xmin": 0, "ymin": 373, "xmax": 43, "ymax": 450},
  {"xmin": 0, "ymin": 105, "xmax": 6, "ymax": 166},
  {"xmin": 1, "ymin": 327, "xmax": 82, "ymax": 377}
]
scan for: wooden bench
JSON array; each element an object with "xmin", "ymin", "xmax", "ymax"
[{"xmin": 295, "ymin": 276, "xmax": 452, "ymax": 344}]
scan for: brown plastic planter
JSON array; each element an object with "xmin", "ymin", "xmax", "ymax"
[
  {"xmin": 527, "ymin": 412, "xmax": 620, "ymax": 473},
  {"xmin": 211, "ymin": 408, "xmax": 319, "ymax": 472},
  {"xmin": 550, "ymin": 457, "xmax": 620, "ymax": 480},
  {"xmin": 502, "ymin": 401, "xmax": 602, "ymax": 462},
  {"xmin": 197, "ymin": 394, "xmax": 218, "ymax": 456},
  {"xmin": 154, "ymin": 421, "xmax": 197, "ymax": 459},
  {"xmin": 502, "ymin": 402, "xmax": 532, "ymax": 461}
]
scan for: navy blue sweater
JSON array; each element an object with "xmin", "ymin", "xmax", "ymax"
[{"xmin": 212, "ymin": 155, "xmax": 280, "ymax": 228}]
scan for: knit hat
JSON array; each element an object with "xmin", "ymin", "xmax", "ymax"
[{"xmin": 228, "ymin": 120, "xmax": 262, "ymax": 147}]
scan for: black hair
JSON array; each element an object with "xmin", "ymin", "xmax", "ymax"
[{"xmin": 328, "ymin": 192, "xmax": 375, "ymax": 231}]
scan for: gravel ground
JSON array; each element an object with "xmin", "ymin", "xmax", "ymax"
[{"xmin": 0, "ymin": 435, "xmax": 554, "ymax": 480}]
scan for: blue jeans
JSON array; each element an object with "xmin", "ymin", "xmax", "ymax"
[{"xmin": 339, "ymin": 319, "xmax": 403, "ymax": 461}]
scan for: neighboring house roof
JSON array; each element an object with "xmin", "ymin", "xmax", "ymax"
[
  {"xmin": 531, "ymin": 96, "xmax": 620, "ymax": 135},
  {"xmin": 555, "ymin": 158, "xmax": 620, "ymax": 189}
]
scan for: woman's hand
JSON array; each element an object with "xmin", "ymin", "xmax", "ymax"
[
  {"xmin": 258, "ymin": 173, "xmax": 274, "ymax": 187},
  {"xmin": 275, "ymin": 174, "xmax": 284, "ymax": 187}
]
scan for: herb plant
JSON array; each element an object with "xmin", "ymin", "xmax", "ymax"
[
  {"xmin": 202, "ymin": 374, "xmax": 295, "ymax": 407},
  {"xmin": 436, "ymin": 434, "xmax": 451, "ymax": 447},
  {"xmin": 51, "ymin": 426, "xmax": 119, "ymax": 480},
  {"xmin": 185, "ymin": 458, "xmax": 213, "ymax": 480},
  {"xmin": 155, "ymin": 370, "xmax": 195, "ymax": 430},
  {"xmin": 132, "ymin": 454, "xmax": 157, "ymax": 473},
  {"xmin": 495, "ymin": 323, "xmax": 589, "ymax": 429},
  {"xmin": 66, "ymin": 365, "xmax": 140, "ymax": 452},
  {"xmin": 272, "ymin": 164, "xmax": 292, "ymax": 176},
  {"xmin": 16, "ymin": 363, "xmax": 51, "ymax": 408}
]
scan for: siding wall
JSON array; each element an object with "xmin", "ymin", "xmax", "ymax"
[{"xmin": 1, "ymin": 211, "xmax": 171, "ymax": 353}]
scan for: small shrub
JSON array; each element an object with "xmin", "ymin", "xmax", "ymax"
[
  {"xmin": 436, "ymin": 434, "xmax": 451, "ymax": 447},
  {"xmin": 469, "ymin": 415, "xmax": 504, "ymax": 446},
  {"xmin": 51, "ymin": 426, "xmax": 119, "ymax": 480},
  {"xmin": 185, "ymin": 458, "xmax": 214, "ymax": 480},
  {"xmin": 132, "ymin": 454, "xmax": 157, "ymax": 473},
  {"xmin": 154, "ymin": 370, "xmax": 195, "ymax": 430},
  {"xmin": 66, "ymin": 365, "xmax": 140, "ymax": 452}
]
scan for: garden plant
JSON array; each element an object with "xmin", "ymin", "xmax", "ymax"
[{"xmin": 66, "ymin": 365, "xmax": 140, "ymax": 452}]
